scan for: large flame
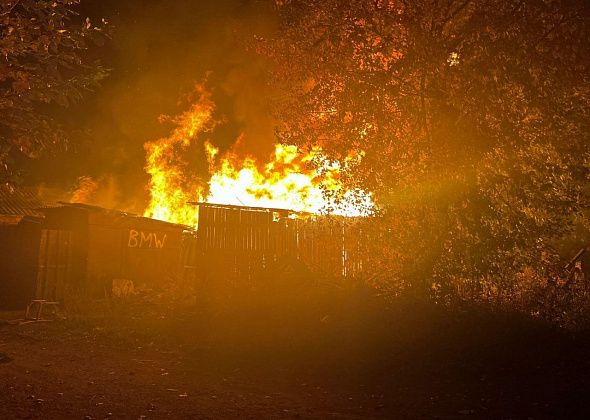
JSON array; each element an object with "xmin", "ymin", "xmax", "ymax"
[
  {"xmin": 206, "ymin": 142, "xmax": 373, "ymax": 216},
  {"xmin": 143, "ymin": 88, "xmax": 374, "ymax": 227},
  {"xmin": 143, "ymin": 86, "xmax": 213, "ymax": 226}
]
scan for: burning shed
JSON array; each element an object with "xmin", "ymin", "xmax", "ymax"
[{"xmin": 37, "ymin": 202, "xmax": 193, "ymax": 303}]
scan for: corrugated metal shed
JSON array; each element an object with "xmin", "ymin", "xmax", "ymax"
[{"xmin": 36, "ymin": 202, "xmax": 196, "ymax": 302}]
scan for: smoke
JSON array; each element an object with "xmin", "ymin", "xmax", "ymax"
[
  {"xmin": 30, "ymin": 0, "xmax": 280, "ymax": 213},
  {"xmin": 218, "ymin": 55, "xmax": 278, "ymax": 160},
  {"xmin": 69, "ymin": 175, "xmax": 138, "ymax": 211},
  {"xmin": 70, "ymin": 176, "xmax": 99, "ymax": 204}
]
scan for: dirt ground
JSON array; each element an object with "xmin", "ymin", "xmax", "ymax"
[{"xmin": 1, "ymin": 291, "xmax": 590, "ymax": 419}]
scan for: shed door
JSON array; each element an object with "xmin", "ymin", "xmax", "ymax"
[{"xmin": 36, "ymin": 229, "xmax": 72, "ymax": 301}]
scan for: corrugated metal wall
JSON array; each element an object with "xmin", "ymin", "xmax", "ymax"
[
  {"xmin": 36, "ymin": 229, "xmax": 72, "ymax": 301},
  {"xmin": 33, "ymin": 203, "xmax": 371, "ymax": 303},
  {"xmin": 195, "ymin": 204, "xmax": 368, "ymax": 285}
]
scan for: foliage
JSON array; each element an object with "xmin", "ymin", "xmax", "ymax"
[
  {"xmin": 0, "ymin": 0, "xmax": 109, "ymax": 183},
  {"xmin": 260, "ymin": 0, "xmax": 590, "ymax": 313}
]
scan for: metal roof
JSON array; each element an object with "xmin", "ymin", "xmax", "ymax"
[
  {"xmin": 56, "ymin": 201, "xmax": 135, "ymax": 217},
  {"xmin": 0, "ymin": 185, "xmax": 45, "ymax": 217},
  {"xmin": 53, "ymin": 201, "xmax": 195, "ymax": 231},
  {"xmin": 190, "ymin": 201, "xmax": 308, "ymax": 215}
]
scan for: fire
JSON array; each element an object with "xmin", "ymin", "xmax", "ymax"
[
  {"xmin": 206, "ymin": 143, "xmax": 373, "ymax": 216},
  {"xmin": 143, "ymin": 88, "xmax": 374, "ymax": 227},
  {"xmin": 143, "ymin": 86, "xmax": 213, "ymax": 226}
]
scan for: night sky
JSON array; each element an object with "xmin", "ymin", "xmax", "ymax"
[{"xmin": 31, "ymin": 0, "xmax": 277, "ymax": 212}]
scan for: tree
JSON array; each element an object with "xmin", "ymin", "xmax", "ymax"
[
  {"xmin": 261, "ymin": 0, "xmax": 590, "ymax": 303},
  {"xmin": 0, "ymin": 0, "xmax": 109, "ymax": 183}
]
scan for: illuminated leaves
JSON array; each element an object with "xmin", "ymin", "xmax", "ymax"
[
  {"xmin": 262, "ymin": 0, "xmax": 590, "ymax": 304},
  {"xmin": 0, "ymin": 0, "xmax": 110, "ymax": 182}
]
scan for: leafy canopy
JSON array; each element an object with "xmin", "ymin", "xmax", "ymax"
[
  {"xmin": 262, "ymin": 0, "xmax": 590, "ymax": 301},
  {"xmin": 0, "ymin": 0, "xmax": 109, "ymax": 183}
]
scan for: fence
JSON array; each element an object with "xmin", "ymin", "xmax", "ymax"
[{"xmin": 194, "ymin": 203, "xmax": 369, "ymax": 286}]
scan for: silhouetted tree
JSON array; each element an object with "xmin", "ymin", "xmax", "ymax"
[
  {"xmin": 0, "ymin": 0, "xmax": 109, "ymax": 183},
  {"xmin": 262, "ymin": 0, "xmax": 590, "ymax": 304}
]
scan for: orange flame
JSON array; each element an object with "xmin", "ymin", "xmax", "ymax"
[
  {"xmin": 143, "ymin": 88, "xmax": 374, "ymax": 227},
  {"xmin": 206, "ymin": 143, "xmax": 373, "ymax": 216},
  {"xmin": 143, "ymin": 87, "xmax": 213, "ymax": 226}
]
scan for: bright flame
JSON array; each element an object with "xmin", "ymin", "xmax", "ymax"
[
  {"xmin": 207, "ymin": 144, "xmax": 373, "ymax": 216},
  {"xmin": 143, "ymin": 86, "xmax": 213, "ymax": 226},
  {"xmin": 144, "ymin": 88, "xmax": 374, "ymax": 227}
]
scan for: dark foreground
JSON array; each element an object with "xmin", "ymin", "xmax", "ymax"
[{"xmin": 1, "ymin": 290, "xmax": 590, "ymax": 419}]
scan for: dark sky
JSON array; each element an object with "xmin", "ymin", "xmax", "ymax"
[{"xmin": 31, "ymin": 0, "xmax": 278, "ymax": 212}]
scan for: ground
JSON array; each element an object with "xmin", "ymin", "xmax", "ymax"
[{"xmin": 1, "ymin": 290, "xmax": 590, "ymax": 419}]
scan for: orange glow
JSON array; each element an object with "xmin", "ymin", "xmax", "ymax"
[
  {"xmin": 143, "ymin": 86, "xmax": 213, "ymax": 227},
  {"xmin": 143, "ymin": 89, "xmax": 374, "ymax": 227},
  {"xmin": 206, "ymin": 144, "xmax": 373, "ymax": 217}
]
